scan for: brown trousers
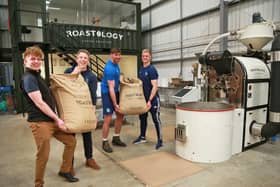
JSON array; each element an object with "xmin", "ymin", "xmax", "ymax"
[{"xmin": 28, "ymin": 121, "xmax": 76, "ymax": 187}]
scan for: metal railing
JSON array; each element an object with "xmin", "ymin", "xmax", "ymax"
[{"xmin": 54, "ymin": 47, "xmax": 106, "ymax": 81}]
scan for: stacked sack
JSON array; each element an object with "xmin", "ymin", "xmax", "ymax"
[
  {"xmin": 119, "ymin": 75, "xmax": 149, "ymax": 115},
  {"xmin": 50, "ymin": 74, "xmax": 97, "ymax": 133}
]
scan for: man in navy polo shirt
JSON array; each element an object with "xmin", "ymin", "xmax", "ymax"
[
  {"xmin": 101, "ymin": 48, "xmax": 126, "ymax": 153},
  {"xmin": 133, "ymin": 49, "xmax": 163, "ymax": 149},
  {"xmin": 64, "ymin": 49, "xmax": 100, "ymax": 171}
]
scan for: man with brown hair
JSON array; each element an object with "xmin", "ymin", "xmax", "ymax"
[
  {"xmin": 64, "ymin": 49, "xmax": 100, "ymax": 170},
  {"xmin": 21, "ymin": 46, "xmax": 79, "ymax": 187},
  {"xmin": 101, "ymin": 48, "xmax": 127, "ymax": 153}
]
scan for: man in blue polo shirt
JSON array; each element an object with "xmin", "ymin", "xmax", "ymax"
[
  {"xmin": 133, "ymin": 48, "xmax": 163, "ymax": 149},
  {"xmin": 101, "ymin": 48, "xmax": 126, "ymax": 153}
]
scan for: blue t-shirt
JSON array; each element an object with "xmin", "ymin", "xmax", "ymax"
[
  {"xmin": 101, "ymin": 59, "xmax": 120, "ymax": 94},
  {"xmin": 139, "ymin": 64, "xmax": 159, "ymax": 101}
]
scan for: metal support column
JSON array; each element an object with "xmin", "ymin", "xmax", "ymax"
[
  {"xmin": 179, "ymin": 0, "xmax": 183, "ymax": 77},
  {"xmin": 149, "ymin": 0, "xmax": 152, "ymax": 51},
  {"xmin": 136, "ymin": 2, "xmax": 142, "ymax": 76},
  {"xmin": 8, "ymin": 0, "xmax": 24, "ymax": 113},
  {"xmin": 219, "ymin": 0, "xmax": 229, "ymax": 51},
  {"xmin": 41, "ymin": 0, "xmax": 50, "ymax": 84}
]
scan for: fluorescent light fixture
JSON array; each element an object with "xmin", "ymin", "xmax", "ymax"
[{"xmin": 48, "ymin": 6, "xmax": 61, "ymax": 10}]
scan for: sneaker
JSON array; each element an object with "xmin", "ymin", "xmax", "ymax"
[
  {"xmin": 133, "ymin": 136, "xmax": 147, "ymax": 144},
  {"xmin": 112, "ymin": 136, "xmax": 127, "ymax": 147},
  {"xmin": 155, "ymin": 140, "xmax": 163, "ymax": 150},
  {"xmin": 102, "ymin": 140, "xmax": 113, "ymax": 153}
]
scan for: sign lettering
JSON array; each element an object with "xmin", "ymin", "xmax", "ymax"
[{"xmin": 66, "ymin": 30, "xmax": 124, "ymax": 40}]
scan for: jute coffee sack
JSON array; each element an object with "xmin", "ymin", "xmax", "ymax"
[
  {"xmin": 50, "ymin": 74, "xmax": 97, "ymax": 133},
  {"xmin": 119, "ymin": 75, "xmax": 149, "ymax": 115}
]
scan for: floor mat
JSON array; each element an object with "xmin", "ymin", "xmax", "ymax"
[
  {"xmin": 119, "ymin": 151, "xmax": 204, "ymax": 187},
  {"xmin": 146, "ymin": 125, "xmax": 175, "ymax": 142},
  {"xmin": 125, "ymin": 125, "xmax": 175, "ymax": 142}
]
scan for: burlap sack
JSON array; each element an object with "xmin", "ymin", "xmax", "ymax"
[
  {"xmin": 50, "ymin": 74, "xmax": 97, "ymax": 133},
  {"xmin": 119, "ymin": 76, "xmax": 149, "ymax": 115}
]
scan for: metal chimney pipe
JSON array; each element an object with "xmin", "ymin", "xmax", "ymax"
[{"xmin": 261, "ymin": 33, "xmax": 280, "ymax": 138}]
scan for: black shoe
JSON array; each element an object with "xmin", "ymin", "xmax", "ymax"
[
  {"xmin": 102, "ymin": 140, "xmax": 113, "ymax": 153},
  {"xmin": 112, "ymin": 136, "xmax": 127, "ymax": 147},
  {"xmin": 58, "ymin": 172, "xmax": 79, "ymax": 182},
  {"xmin": 155, "ymin": 139, "xmax": 163, "ymax": 150}
]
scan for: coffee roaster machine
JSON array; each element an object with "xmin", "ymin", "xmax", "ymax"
[
  {"xmin": 175, "ymin": 13, "xmax": 280, "ymax": 157},
  {"xmin": 200, "ymin": 50, "xmax": 272, "ymax": 154}
]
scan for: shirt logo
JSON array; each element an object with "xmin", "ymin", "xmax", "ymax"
[{"xmin": 145, "ymin": 72, "xmax": 148, "ymax": 76}]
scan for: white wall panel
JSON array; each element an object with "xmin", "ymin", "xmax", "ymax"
[
  {"xmin": 1, "ymin": 32, "xmax": 11, "ymax": 48},
  {"xmin": 273, "ymin": 0, "xmax": 280, "ymax": 22},
  {"xmin": 151, "ymin": 0, "xmax": 180, "ymax": 28},
  {"xmin": 152, "ymin": 23, "xmax": 181, "ymax": 52},
  {"xmin": 145, "ymin": 0, "xmax": 280, "ymax": 78},
  {"xmin": 0, "ymin": 0, "xmax": 8, "ymax": 5},
  {"xmin": 228, "ymin": 5, "xmax": 241, "ymax": 31},
  {"xmin": 208, "ymin": 12, "xmax": 220, "ymax": 35},
  {"xmin": 183, "ymin": 13, "xmax": 218, "ymax": 40},
  {"xmin": 151, "ymin": 0, "xmax": 161, "ymax": 4},
  {"xmin": 154, "ymin": 61, "xmax": 181, "ymax": 81},
  {"xmin": 180, "ymin": 11, "xmax": 219, "ymax": 58},
  {"xmin": 153, "ymin": 49, "xmax": 180, "ymax": 61},
  {"xmin": 182, "ymin": 0, "xmax": 219, "ymax": 18},
  {"xmin": 154, "ymin": 59, "xmax": 199, "ymax": 82},
  {"xmin": 229, "ymin": 0, "xmax": 275, "ymax": 31},
  {"xmin": 0, "ymin": 8, "xmax": 8, "ymax": 29},
  {"xmin": 142, "ymin": 34, "xmax": 151, "ymax": 48},
  {"xmin": 142, "ymin": 12, "xmax": 150, "ymax": 30},
  {"xmin": 133, "ymin": 0, "xmax": 150, "ymax": 9},
  {"xmin": 226, "ymin": 3, "xmax": 274, "ymax": 35}
]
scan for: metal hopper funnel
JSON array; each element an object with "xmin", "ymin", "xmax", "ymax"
[{"xmin": 238, "ymin": 22, "xmax": 274, "ymax": 51}]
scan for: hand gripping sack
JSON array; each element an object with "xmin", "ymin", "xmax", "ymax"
[
  {"xmin": 50, "ymin": 74, "xmax": 97, "ymax": 133},
  {"xmin": 119, "ymin": 76, "xmax": 149, "ymax": 115}
]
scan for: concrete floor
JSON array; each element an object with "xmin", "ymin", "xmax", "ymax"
[{"xmin": 0, "ymin": 107, "xmax": 280, "ymax": 187}]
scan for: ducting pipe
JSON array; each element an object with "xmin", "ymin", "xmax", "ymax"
[
  {"xmin": 250, "ymin": 120, "xmax": 264, "ymax": 137},
  {"xmin": 260, "ymin": 33, "xmax": 280, "ymax": 138}
]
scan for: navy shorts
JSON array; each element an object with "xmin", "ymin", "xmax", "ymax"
[{"xmin": 102, "ymin": 92, "xmax": 120, "ymax": 115}]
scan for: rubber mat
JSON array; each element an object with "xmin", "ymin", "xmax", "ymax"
[
  {"xmin": 119, "ymin": 151, "xmax": 204, "ymax": 186},
  {"xmin": 146, "ymin": 125, "xmax": 175, "ymax": 142},
  {"xmin": 125, "ymin": 125, "xmax": 175, "ymax": 142}
]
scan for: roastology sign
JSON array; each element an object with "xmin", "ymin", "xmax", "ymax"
[{"xmin": 65, "ymin": 29, "xmax": 124, "ymax": 40}]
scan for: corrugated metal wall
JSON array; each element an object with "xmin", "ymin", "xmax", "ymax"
[
  {"xmin": 136, "ymin": 0, "xmax": 280, "ymax": 83},
  {"xmin": 0, "ymin": 0, "xmax": 10, "ymax": 48}
]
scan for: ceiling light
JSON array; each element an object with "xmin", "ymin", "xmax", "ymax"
[{"xmin": 48, "ymin": 7, "xmax": 61, "ymax": 10}]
